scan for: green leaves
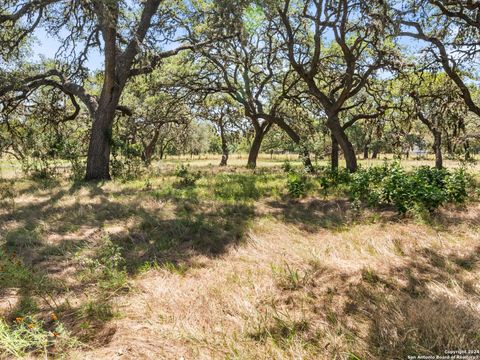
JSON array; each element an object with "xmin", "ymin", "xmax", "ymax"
[
  {"xmin": 349, "ymin": 163, "xmax": 471, "ymax": 214},
  {"xmin": 243, "ymin": 3, "xmax": 266, "ymax": 34}
]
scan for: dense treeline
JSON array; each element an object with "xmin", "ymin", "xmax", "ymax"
[{"xmin": 0, "ymin": 0, "xmax": 479, "ymax": 180}]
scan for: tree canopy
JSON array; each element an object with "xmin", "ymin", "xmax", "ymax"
[{"xmin": 0, "ymin": 0, "xmax": 479, "ymax": 179}]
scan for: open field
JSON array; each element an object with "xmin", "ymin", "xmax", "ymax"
[
  {"xmin": 1, "ymin": 154, "xmax": 479, "ymax": 179},
  {"xmin": 0, "ymin": 156, "xmax": 479, "ymax": 359},
  {"xmin": 3, "ymin": 0, "xmax": 480, "ymax": 358}
]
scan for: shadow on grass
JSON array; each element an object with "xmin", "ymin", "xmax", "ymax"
[
  {"xmin": 362, "ymin": 245, "xmax": 480, "ymax": 358},
  {"xmin": 255, "ymin": 244, "xmax": 480, "ymax": 359},
  {"xmin": 0, "ymin": 180, "xmax": 256, "ymax": 352},
  {"xmin": 1, "ymin": 176, "xmax": 478, "ymax": 356},
  {"xmin": 264, "ymin": 198, "xmax": 352, "ymax": 231}
]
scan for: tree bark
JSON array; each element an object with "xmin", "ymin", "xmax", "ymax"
[
  {"xmin": 142, "ymin": 128, "xmax": 161, "ymax": 165},
  {"xmin": 372, "ymin": 147, "xmax": 379, "ymax": 159},
  {"xmin": 363, "ymin": 145, "xmax": 369, "ymax": 159},
  {"xmin": 85, "ymin": 2, "xmax": 120, "ymax": 181},
  {"xmin": 327, "ymin": 116, "xmax": 357, "ymax": 172},
  {"xmin": 247, "ymin": 123, "xmax": 271, "ymax": 169},
  {"xmin": 219, "ymin": 123, "xmax": 228, "ymax": 166},
  {"xmin": 415, "ymin": 104, "xmax": 443, "ymax": 169},
  {"xmin": 331, "ymin": 133, "xmax": 339, "ymax": 170},
  {"xmin": 85, "ymin": 103, "xmax": 118, "ymax": 181},
  {"xmin": 433, "ymin": 130, "xmax": 443, "ymax": 169},
  {"xmin": 270, "ymin": 117, "xmax": 314, "ymax": 172}
]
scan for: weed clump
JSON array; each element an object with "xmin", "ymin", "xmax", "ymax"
[
  {"xmin": 77, "ymin": 236, "xmax": 128, "ymax": 292},
  {"xmin": 0, "ymin": 315, "xmax": 79, "ymax": 358},
  {"xmin": 174, "ymin": 164, "xmax": 201, "ymax": 187}
]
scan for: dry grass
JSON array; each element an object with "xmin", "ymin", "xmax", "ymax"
[
  {"xmin": 0, "ymin": 159, "xmax": 479, "ymax": 359},
  {"xmin": 69, "ymin": 204, "xmax": 480, "ymax": 360}
]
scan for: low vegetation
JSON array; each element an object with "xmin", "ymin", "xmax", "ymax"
[
  {"xmin": 0, "ymin": 157, "xmax": 478, "ymax": 359},
  {"xmin": 1, "ymin": 1, "xmax": 480, "ymax": 357}
]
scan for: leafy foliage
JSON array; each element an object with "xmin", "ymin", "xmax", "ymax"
[
  {"xmin": 349, "ymin": 163, "xmax": 471, "ymax": 213},
  {"xmin": 174, "ymin": 164, "xmax": 202, "ymax": 187},
  {"xmin": 287, "ymin": 171, "xmax": 308, "ymax": 198}
]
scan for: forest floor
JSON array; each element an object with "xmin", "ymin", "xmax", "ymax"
[{"xmin": 0, "ymin": 156, "xmax": 479, "ymax": 359}]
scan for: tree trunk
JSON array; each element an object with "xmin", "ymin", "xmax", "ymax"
[
  {"xmin": 433, "ymin": 130, "xmax": 443, "ymax": 169},
  {"xmin": 331, "ymin": 133, "xmax": 339, "ymax": 170},
  {"xmin": 372, "ymin": 147, "xmax": 379, "ymax": 159},
  {"xmin": 85, "ymin": 105, "xmax": 117, "ymax": 181},
  {"xmin": 363, "ymin": 145, "xmax": 369, "ymax": 159},
  {"xmin": 219, "ymin": 123, "xmax": 228, "ymax": 166},
  {"xmin": 143, "ymin": 128, "xmax": 161, "ymax": 165},
  {"xmin": 247, "ymin": 123, "xmax": 271, "ymax": 169},
  {"xmin": 327, "ymin": 116, "xmax": 357, "ymax": 172},
  {"xmin": 271, "ymin": 117, "xmax": 314, "ymax": 172},
  {"xmin": 464, "ymin": 140, "xmax": 471, "ymax": 160},
  {"xmin": 220, "ymin": 152, "xmax": 229, "ymax": 166},
  {"xmin": 85, "ymin": 5, "xmax": 121, "ymax": 181},
  {"xmin": 300, "ymin": 148, "xmax": 314, "ymax": 172}
]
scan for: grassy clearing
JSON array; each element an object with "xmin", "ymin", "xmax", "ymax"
[{"xmin": 0, "ymin": 156, "xmax": 479, "ymax": 359}]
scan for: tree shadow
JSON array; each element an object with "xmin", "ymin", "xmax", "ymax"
[
  {"xmin": 0, "ymin": 182, "xmax": 256, "ymax": 352},
  {"xmin": 259, "ymin": 244, "xmax": 480, "ymax": 359},
  {"xmin": 108, "ymin": 199, "xmax": 255, "ymax": 274},
  {"xmin": 361, "ymin": 245, "xmax": 480, "ymax": 358},
  {"xmin": 264, "ymin": 198, "xmax": 369, "ymax": 232}
]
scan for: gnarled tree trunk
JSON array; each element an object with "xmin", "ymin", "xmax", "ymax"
[
  {"xmin": 142, "ymin": 128, "xmax": 161, "ymax": 165},
  {"xmin": 327, "ymin": 116, "xmax": 357, "ymax": 172},
  {"xmin": 85, "ymin": 112, "xmax": 114, "ymax": 181},
  {"xmin": 363, "ymin": 145, "xmax": 369, "ymax": 159},
  {"xmin": 219, "ymin": 122, "xmax": 228, "ymax": 166},
  {"xmin": 272, "ymin": 117, "xmax": 314, "ymax": 172},
  {"xmin": 247, "ymin": 122, "xmax": 271, "ymax": 169},
  {"xmin": 85, "ymin": 87, "xmax": 122, "ymax": 180}
]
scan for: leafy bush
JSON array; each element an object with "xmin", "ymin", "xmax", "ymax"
[
  {"xmin": 0, "ymin": 181, "xmax": 16, "ymax": 210},
  {"xmin": 111, "ymin": 156, "xmax": 144, "ymax": 181},
  {"xmin": 349, "ymin": 163, "xmax": 471, "ymax": 214},
  {"xmin": 174, "ymin": 164, "xmax": 201, "ymax": 187},
  {"xmin": 111, "ymin": 140, "xmax": 144, "ymax": 180},
  {"xmin": 281, "ymin": 160, "xmax": 293, "ymax": 173},
  {"xmin": 444, "ymin": 168, "xmax": 469, "ymax": 203},
  {"xmin": 317, "ymin": 166, "xmax": 351, "ymax": 192},
  {"xmin": 287, "ymin": 171, "xmax": 308, "ymax": 198},
  {"xmin": 21, "ymin": 157, "xmax": 58, "ymax": 180}
]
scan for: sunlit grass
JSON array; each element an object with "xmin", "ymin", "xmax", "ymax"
[{"xmin": 0, "ymin": 157, "xmax": 479, "ymax": 358}]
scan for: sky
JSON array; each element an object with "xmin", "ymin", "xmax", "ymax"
[
  {"xmin": 31, "ymin": 27, "xmax": 103, "ymax": 70},
  {"xmin": 29, "ymin": 17, "xmax": 428, "ymax": 76}
]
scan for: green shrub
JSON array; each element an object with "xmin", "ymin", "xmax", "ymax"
[
  {"xmin": 78, "ymin": 237, "xmax": 128, "ymax": 291},
  {"xmin": 444, "ymin": 168, "xmax": 469, "ymax": 203},
  {"xmin": 317, "ymin": 167, "xmax": 351, "ymax": 192},
  {"xmin": 0, "ymin": 181, "xmax": 16, "ymax": 210},
  {"xmin": 281, "ymin": 160, "xmax": 293, "ymax": 173},
  {"xmin": 287, "ymin": 172, "xmax": 308, "ymax": 198},
  {"xmin": 111, "ymin": 156, "xmax": 144, "ymax": 181},
  {"xmin": 174, "ymin": 164, "xmax": 201, "ymax": 187},
  {"xmin": 349, "ymin": 163, "xmax": 471, "ymax": 214}
]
